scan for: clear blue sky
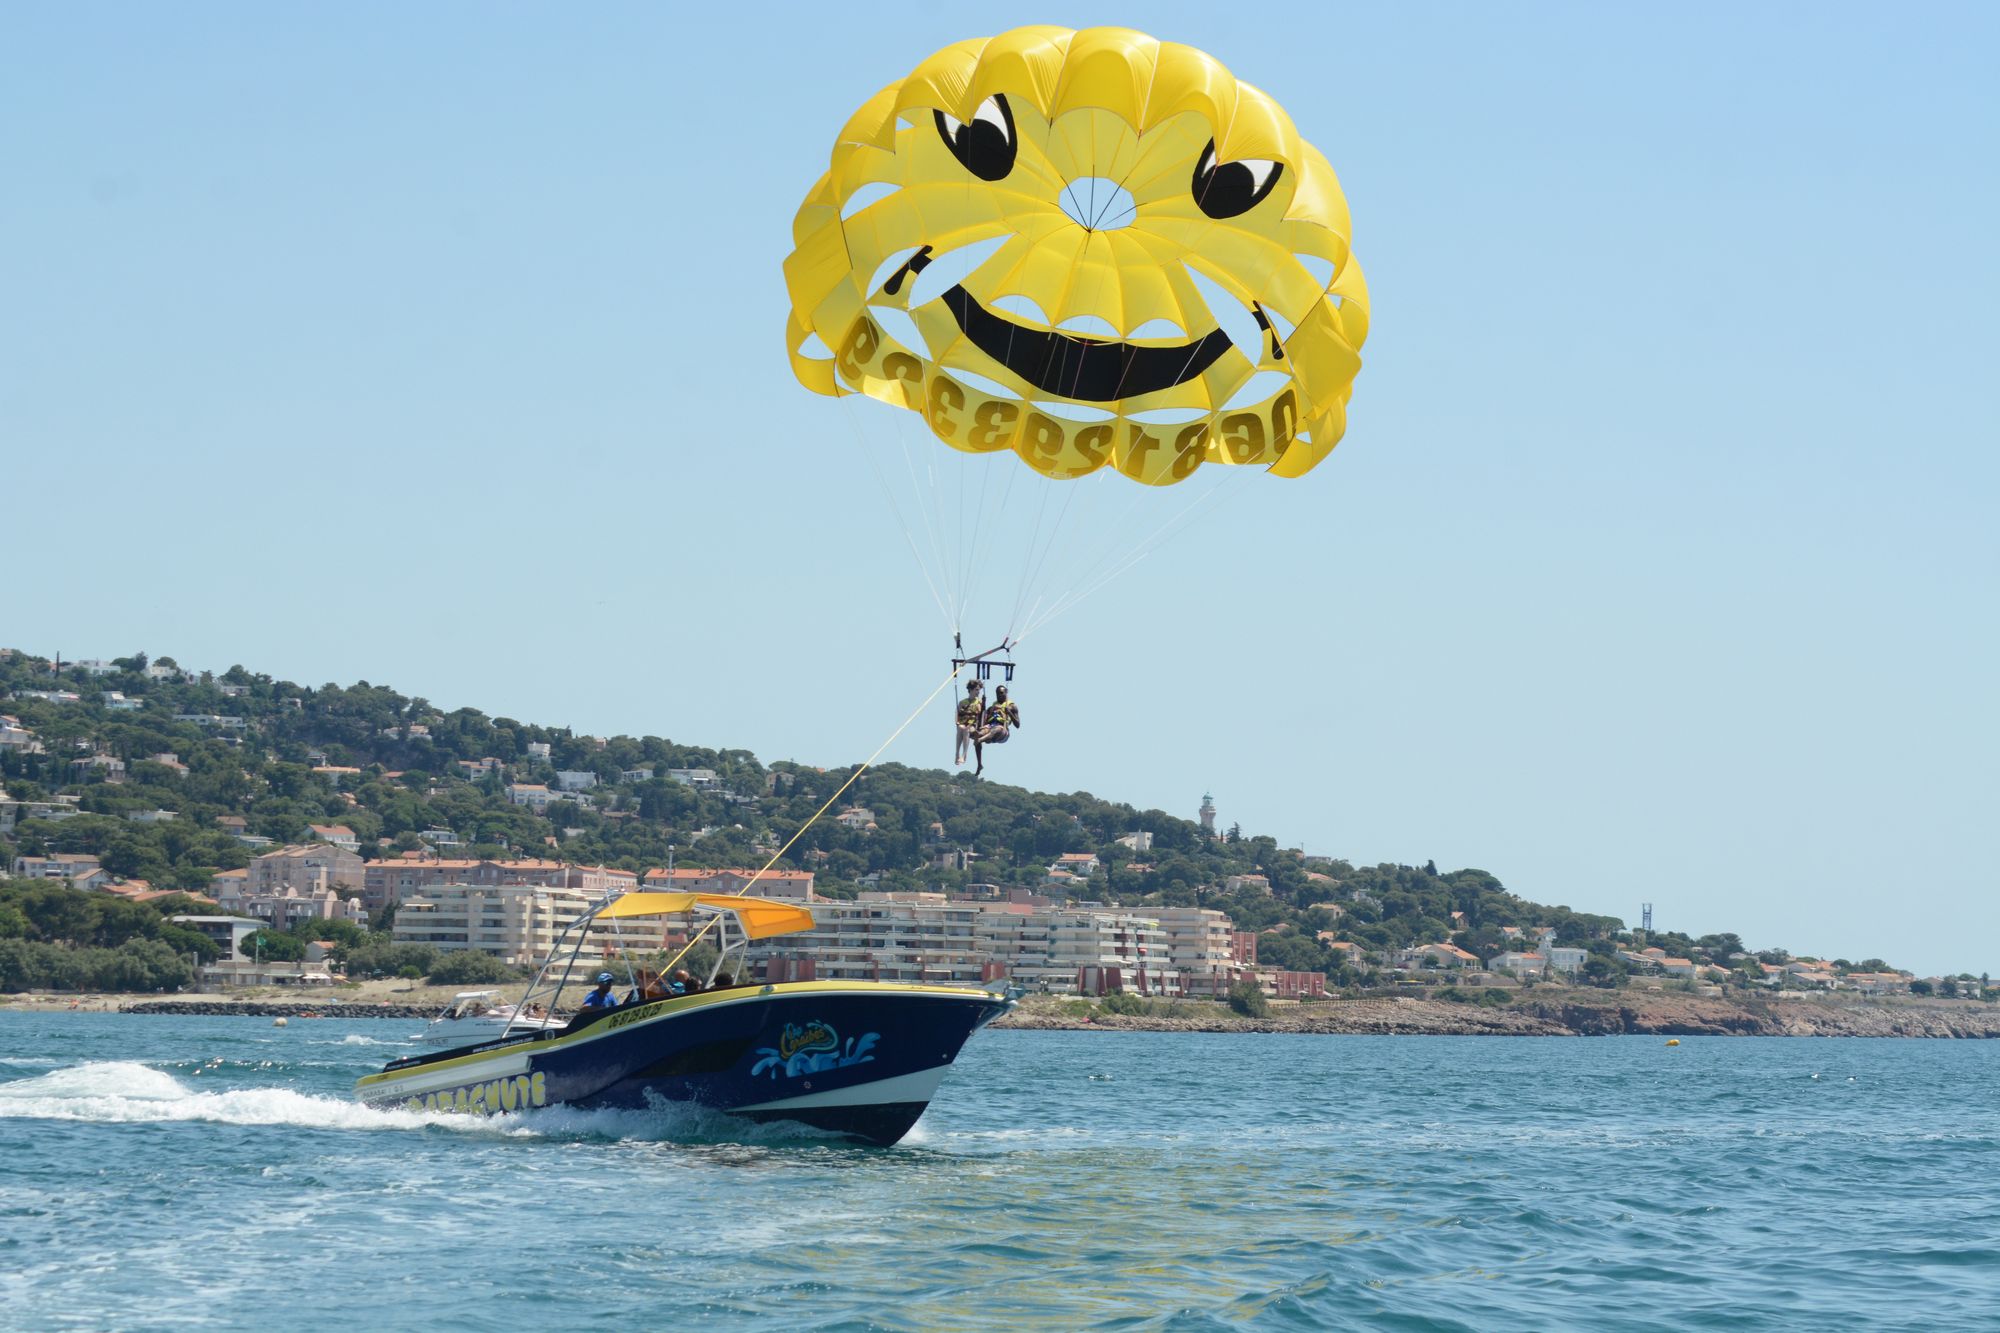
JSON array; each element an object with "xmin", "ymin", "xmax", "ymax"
[{"xmin": 3, "ymin": 4, "xmax": 1994, "ymax": 974}]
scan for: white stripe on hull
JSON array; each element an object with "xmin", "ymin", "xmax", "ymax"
[{"xmin": 732, "ymin": 1064, "xmax": 950, "ymax": 1112}]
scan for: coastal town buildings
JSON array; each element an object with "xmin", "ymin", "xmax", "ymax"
[
  {"xmin": 11, "ymin": 853, "xmax": 103, "ymax": 881},
  {"xmin": 213, "ymin": 879, "xmax": 368, "ymax": 931},
  {"xmin": 307, "ymin": 823, "xmax": 359, "ymax": 851},
  {"xmin": 742, "ymin": 892, "xmax": 1307, "ymax": 998},
  {"xmin": 640, "ymin": 867, "xmax": 818, "ymax": 900},
  {"xmin": 361, "ymin": 856, "xmax": 637, "ymax": 912},
  {"xmin": 391, "ymin": 882, "xmax": 598, "ymax": 966},
  {"xmin": 1487, "ymin": 951, "xmax": 1548, "ymax": 977},
  {"xmin": 0, "ymin": 793, "xmax": 79, "ymax": 833},
  {"xmin": 248, "ymin": 844, "xmax": 366, "ymax": 896}
]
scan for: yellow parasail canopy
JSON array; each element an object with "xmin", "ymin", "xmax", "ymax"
[
  {"xmin": 783, "ymin": 25, "xmax": 1368, "ymax": 485},
  {"xmin": 596, "ymin": 892, "xmax": 816, "ymax": 940}
]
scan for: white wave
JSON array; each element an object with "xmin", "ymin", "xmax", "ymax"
[
  {"xmin": 0, "ymin": 1060, "xmax": 844, "ymax": 1145},
  {"xmin": 0, "ymin": 1062, "xmax": 457, "ymax": 1131}
]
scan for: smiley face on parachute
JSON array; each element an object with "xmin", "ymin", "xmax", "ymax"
[{"xmin": 784, "ymin": 25, "xmax": 1369, "ymax": 485}]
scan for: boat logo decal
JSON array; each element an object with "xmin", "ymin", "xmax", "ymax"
[
  {"xmin": 752, "ymin": 1021, "xmax": 878, "ymax": 1079},
  {"xmin": 401, "ymin": 1071, "xmax": 547, "ymax": 1116}
]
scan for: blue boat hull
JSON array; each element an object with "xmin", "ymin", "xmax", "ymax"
[{"xmin": 357, "ymin": 981, "xmax": 1012, "ymax": 1146}]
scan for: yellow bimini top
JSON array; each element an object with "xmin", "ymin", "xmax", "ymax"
[{"xmin": 595, "ymin": 892, "xmax": 815, "ymax": 940}]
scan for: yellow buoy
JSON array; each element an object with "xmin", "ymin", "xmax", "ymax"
[{"xmin": 1665, "ymin": 1038, "xmax": 1680, "ymax": 1046}]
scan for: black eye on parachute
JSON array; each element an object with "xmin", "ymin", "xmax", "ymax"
[
  {"xmin": 934, "ymin": 94, "xmax": 1017, "ymax": 182},
  {"xmin": 1192, "ymin": 141, "xmax": 1283, "ymax": 219}
]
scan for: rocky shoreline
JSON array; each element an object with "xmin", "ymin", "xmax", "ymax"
[
  {"xmin": 992, "ymin": 990, "xmax": 2000, "ymax": 1038},
  {"xmin": 5, "ymin": 988, "xmax": 1988, "ymax": 1037},
  {"xmin": 120, "ymin": 1000, "xmax": 435, "ymax": 1019}
]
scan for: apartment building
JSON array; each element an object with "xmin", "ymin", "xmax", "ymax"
[
  {"xmin": 248, "ymin": 843, "xmax": 366, "ymax": 896},
  {"xmin": 391, "ymin": 883, "xmax": 598, "ymax": 966},
  {"xmin": 762, "ymin": 892, "xmax": 995, "ymax": 985},
  {"xmin": 640, "ymin": 867, "xmax": 818, "ymax": 901},
  {"xmin": 361, "ymin": 857, "xmax": 637, "ymax": 912},
  {"xmin": 214, "ymin": 882, "xmax": 368, "ymax": 931}
]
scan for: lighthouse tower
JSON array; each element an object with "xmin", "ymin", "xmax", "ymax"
[{"xmin": 1198, "ymin": 792, "xmax": 1216, "ymax": 835}]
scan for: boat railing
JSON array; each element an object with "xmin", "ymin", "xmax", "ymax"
[{"xmin": 502, "ymin": 892, "xmax": 747, "ymax": 1037}]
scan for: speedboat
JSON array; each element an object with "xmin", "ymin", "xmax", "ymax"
[
  {"xmin": 416, "ymin": 990, "xmax": 564, "ymax": 1045},
  {"xmin": 356, "ymin": 891, "xmax": 1014, "ymax": 1145}
]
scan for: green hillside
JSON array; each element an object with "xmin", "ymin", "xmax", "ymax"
[{"xmin": 0, "ymin": 648, "xmax": 1891, "ymax": 988}]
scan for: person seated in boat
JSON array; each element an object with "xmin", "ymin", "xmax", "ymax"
[
  {"xmin": 954, "ymin": 678, "xmax": 985, "ymax": 765},
  {"xmin": 973, "ymin": 685, "xmax": 1020, "ymax": 777},
  {"xmin": 711, "ymin": 971, "xmax": 735, "ymax": 989},
  {"xmin": 631, "ymin": 969, "xmax": 677, "ymax": 1003},
  {"xmin": 670, "ymin": 969, "xmax": 696, "ymax": 995},
  {"xmin": 580, "ymin": 972, "xmax": 620, "ymax": 1011}
]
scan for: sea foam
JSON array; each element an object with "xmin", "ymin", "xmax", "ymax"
[{"xmin": 0, "ymin": 1060, "xmax": 819, "ymax": 1144}]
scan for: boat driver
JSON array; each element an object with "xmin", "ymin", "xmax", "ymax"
[{"xmin": 580, "ymin": 972, "xmax": 620, "ymax": 1010}]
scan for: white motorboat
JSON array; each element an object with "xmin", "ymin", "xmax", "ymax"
[{"xmin": 416, "ymin": 990, "xmax": 563, "ymax": 1045}]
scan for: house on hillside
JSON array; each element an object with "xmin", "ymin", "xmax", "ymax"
[
  {"xmin": 307, "ymin": 824, "xmax": 359, "ymax": 851},
  {"xmin": 0, "ymin": 718, "xmax": 44, "ymax": 753},
  {"xmin": 71, "ymin": 753, "xmax": 126, "ymax": 783},
  {"xmin": 11, "ymin": 854, "xmax": 103, "ymax": 881},
  {"xmin": 1400, "ymin": 942, "xmax": 1480, "ymax": 969},
  {"xmin": 507, "ymin": 783, "xmax": 554, "ymax": 810},
  {"xmin": 1546, "ymin": 946, "xmax": 1590, "ymax": 974},
  {"xmin": 1487, "ymin": 951, "xmax": 1548, "ymax": 977}
]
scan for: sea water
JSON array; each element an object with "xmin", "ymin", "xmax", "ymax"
[{"xmin": 1, "ymin": 1012, "xmax": 1994, "ymax": 1331}]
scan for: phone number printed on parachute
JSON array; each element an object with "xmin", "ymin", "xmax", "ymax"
[{"xmin": 838, "ymin": 317, "xmax": 1302, "ymax": 485}]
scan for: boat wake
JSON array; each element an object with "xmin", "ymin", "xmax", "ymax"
[
  {"xmin": 0, "ymin": 1062, "xmax": 872, "ymax": 1147},
  {"xmin": 0, "ymin": 1061, "xmax": 461, "ymax": 1132}
]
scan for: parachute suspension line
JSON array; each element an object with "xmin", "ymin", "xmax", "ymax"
[
  {"xmin": 838, "ymin": 394, "xmax": 953, "ymax": 630},
  {"xmin": 954, "ymin": 437, "xmax": 968, "ymax": 630},
  {"xmin": 895, "ymin": 407, "xmax": 958, "ymax": 628},
  {"xmin": 995, "ymin": 215, "xmax": 1106, "ymax": 641},
  {"xmin": 1018, "ymin": 472, "xmax": 1250, "ymax": 644},
  {"xmin": 956, "ymin": 452, "xmax": 1017, "ymax": 639},
  {"xmin": 1008, "ymin": 470, "xmax": 1086, "ymax": 641},
  {"xmin": 1020, "ymin": 472, "xmax": 1180, "ymax": 633},
  {"xmin": 1003, "ymin": 477, "xmax": 1057, "ymax": 640}
]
